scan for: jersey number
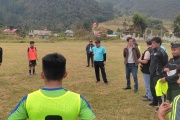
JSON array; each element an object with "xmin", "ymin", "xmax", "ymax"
[{"xmin": 45, "ymin": 115, "xmax": 62, "ymax": 120}]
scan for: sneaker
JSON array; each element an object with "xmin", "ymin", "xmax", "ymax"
[
  {"xmin": 86, "ymin": 65, "xmax": 89, "ymax": 67},
  {"xmin": 95, "ymin": 81, "xmax": 100, "ymax": 83},
  {"xmin": 123, "ymin": 87, "xmax": 131, "ymax": 90},
  {"xmin": 142, "ymin": 95, "xmax": 147, "ymax": 99},
  {"xmin": 33, "ymin": 73, "xmax": 37, "ymax": 76},
  {"xmin": 134, "ymin": 89, "xmax": 138, "ymax": 93},
  {"xmin": 28, "ymin": 73, "xmax": 32, "ymax": 77},
  {"xmin": 147, "ymin": 102, "xmax": 158, "ymax": 107},
  {"xmin": 104, "ymin": 82, "xmax": 108, "ymax": 85},
  {"xmin": 142, "ymin": 98, "xmax": 152, "ymax": 102}
]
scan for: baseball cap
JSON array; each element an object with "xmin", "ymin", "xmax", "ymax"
[{"xmin": 146, "ymin": 37, "xmax": 152, "ymax": 45}]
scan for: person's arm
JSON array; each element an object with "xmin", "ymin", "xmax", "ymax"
[
  {"xmin": 138, "ymin": 51, "xmax": 150, "ymax": 64},
  {"xmin": 7, "ymin": 95, "xmax": 28, "ymax": 120},
  {"xmin": 161, "ymin": 51, "xmax": 168, "ymax": 67},
  {"xmin": 27, "ymin": 48, "xmax": 30, "ymax": 61},
  {"xmin": 103, "ymin": 53, "xmax": 106, "ymax": 62},
  {"xmin": 35, "ymin": 47, "xmax": 38, "ymax": 60},
  {"xmin": 123, "ymin": 48, "xmax": 126, "ymax": 58},
  {"xmin": 0, "ymin": 47, "xmax": 2, "ymax": 65},
  {"xmin": 86, "ymin": 45, "xmax": 88, "ymax": 53},
  {"xmin": 79, "ymin": 95, "xmax": 97, "ymax": 120},
  {"xmin": 136, "ymin": 47, "xmax": 141, "ymax": 59}
]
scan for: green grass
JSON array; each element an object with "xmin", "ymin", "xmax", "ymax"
[{"xmin": 0, "ymin": 40, "xmax": 172, "ymax": 120}]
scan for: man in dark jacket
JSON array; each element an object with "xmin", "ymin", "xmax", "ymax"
[
  {"xmin": 160, "ymin": 43, "xmax": 180, "ymax": 102},
  {"xmin": 123, "ymin": 37, "xmax": 141, "ymax": 93},
  {"xmin": 86, "ymin": 40, "xmax": 94, "ymax": 67},
  {"xmin": 0, "ymin": 47, "xmax": 2, "ymax": 66},
  {"xmin": 148, "ymin": 37, "xmax": 168, "ymax": 107}
]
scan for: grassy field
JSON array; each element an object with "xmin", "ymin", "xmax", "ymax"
[{"xmin": 0, "ymin": 40, "xmax": 171, "ymax": 120}]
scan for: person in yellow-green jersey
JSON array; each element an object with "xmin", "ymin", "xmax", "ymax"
[{"xmin": 7, "ymin": 53, "xmax": 98, "ymax": 120}]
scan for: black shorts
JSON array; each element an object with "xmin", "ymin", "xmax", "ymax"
[{"xmin": 29, "ymin": 60, "xmax": 36, "ymax": 67}]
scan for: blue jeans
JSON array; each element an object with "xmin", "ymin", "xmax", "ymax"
[
  {"xmin": 143, "ymin": 73, "xmax": 153, "ymax": 100},
  {"xmin": 126, "ymin": 63, "xmax": 138, "ymax": 89}
]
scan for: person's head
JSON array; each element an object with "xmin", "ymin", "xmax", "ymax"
[
  {"xmin": 151, "ymin": 37, "xmax": 162, "ymax": 49},
  {"xmin": 146, "ymin": 37, "xmax": 152, "ymax": 46},
  {"xmin": 127, "ymin": 37, "xmax": 134, "ymax": 46},
  {"xmin": 95, "ymin": 40, "xmax": 100, "ymax": 47},
  {"xmin": 171, "ymin": 43, "xmax": 180, "ymax": 57},
  {"xmin": 30, "ymin": 41, "xmax": 35, "ymax": 47},
  {"xmin": 41, "ymin": 53, "xmax": 67, "ymax": 81},
  {"xmin": 89, "ymin": 40, "xmax": 93, "ymax": 45}
]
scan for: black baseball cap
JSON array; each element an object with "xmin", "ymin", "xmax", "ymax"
[{"xmin": 146, "ymin": 38, "xmax": 152, "ymax": 45}]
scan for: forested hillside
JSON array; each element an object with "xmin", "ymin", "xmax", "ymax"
[
  {"xmin": 0, "ymin": 0, "xmax": 114, "ymax": 31},
  {"xmin": 98, "ymin": 0, "xmax": 180, "ymax": 19}
]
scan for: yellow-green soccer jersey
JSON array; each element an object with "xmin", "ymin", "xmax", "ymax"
[{"xmin": 7, "ymin": 88, "xmax": 96, "ymax": 120}]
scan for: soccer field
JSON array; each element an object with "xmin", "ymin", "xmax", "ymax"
[{"xmin": 0, "ymin": 41, "xmax": 171, "ymax": 120}]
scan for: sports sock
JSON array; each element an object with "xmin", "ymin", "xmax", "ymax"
[{"xmin": 33, "ymin": 69, "xmax": 35, "ymax": 74}]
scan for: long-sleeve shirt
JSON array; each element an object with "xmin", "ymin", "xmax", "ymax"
[{"xmin": 149, "ymin": 46, "xmax": 168, "ymax": 76}]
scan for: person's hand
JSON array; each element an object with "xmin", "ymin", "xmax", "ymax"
[
  {"xmin": 164, "ymin": 68, "xmax": 170, "ymax": 72},
  {"xmin": 177, "ymin": 78, "xmax": 180, "ymax": 85},
  {"xmin": 138, "ymin": 58, "xmax": 141, "ymax": 63},
  {"xmin": 158, "ymin": 102, "xmax": 172, "ymax": 120},
  {"xmin": 160, "ymin": 77, "xmax": 166, "ymax": 83},
  {"xmin": 104, "ymin": 61, "xmax": 106, "ymax": 66}
]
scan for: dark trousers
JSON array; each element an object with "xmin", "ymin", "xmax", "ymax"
[
  {"xmin": 125, "ymin": 63, "xmax": 138, "ymax": 90},
  {"xmin": 150, "ymin": 75, "xmax": 165, "ymax": 105},
  {"xmin": 94, "ymin": 61, "xmax": 108, "ymax": 83},
  {"xmin": 87, "ymin": 53, "xmax": 93, "ymax": 66}
]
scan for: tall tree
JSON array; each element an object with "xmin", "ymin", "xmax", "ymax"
[
  {"xmin": 132, "ymin": 13, "xmax": 147, "ymax": 34},
  {"xmin": 173, "ymin": 12, "xmax": 180, "ymax": 37}
]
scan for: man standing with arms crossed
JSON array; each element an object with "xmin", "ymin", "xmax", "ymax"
[
  {"xmin": 123, "ymin": 37, "xmax": 141, "ymax": 93},
  {"xmin": 91, "ymin": 40, "xmax": 108, "ymax": 84}
]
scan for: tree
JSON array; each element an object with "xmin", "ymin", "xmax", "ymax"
[
  {"xmin": 107, "ymin": 29, "xmax": 113, "ymax": 34},
  {"xmin": 173, "ymin": 12, "xmax": 180, "ymax": 37},
  {"xmin": 132, "ymin": 13, "xmax": 147, "ymax": 34}
]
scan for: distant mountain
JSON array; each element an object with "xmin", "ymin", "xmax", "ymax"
[
  {"xmin": 0, "ymin": 0, "xmax": 114, "ymax": 31},
  {"xmin": 97, "ymin": 0, "xmax": 180, "ymax": 19}
]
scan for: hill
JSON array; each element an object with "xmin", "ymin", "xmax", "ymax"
[
  {"xmin": 0, "ymin": 0, "xmax": 114, "ymax": 31},
  {"xmin": 99, "ymin": 16, "xmax": 173, "ymax": 33},
  {"xmin": 97, "ymin": 0, "xmax": 180, "ymax": 20}
]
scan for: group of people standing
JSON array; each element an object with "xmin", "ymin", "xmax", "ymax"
[{"xmin": 123, "ymin": 36, "xmax": 180, "ymax": 119}]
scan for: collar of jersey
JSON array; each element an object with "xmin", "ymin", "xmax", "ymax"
[{"xmin": 42, "ymin": 87, "xmax": 66, "ymax": 91}]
